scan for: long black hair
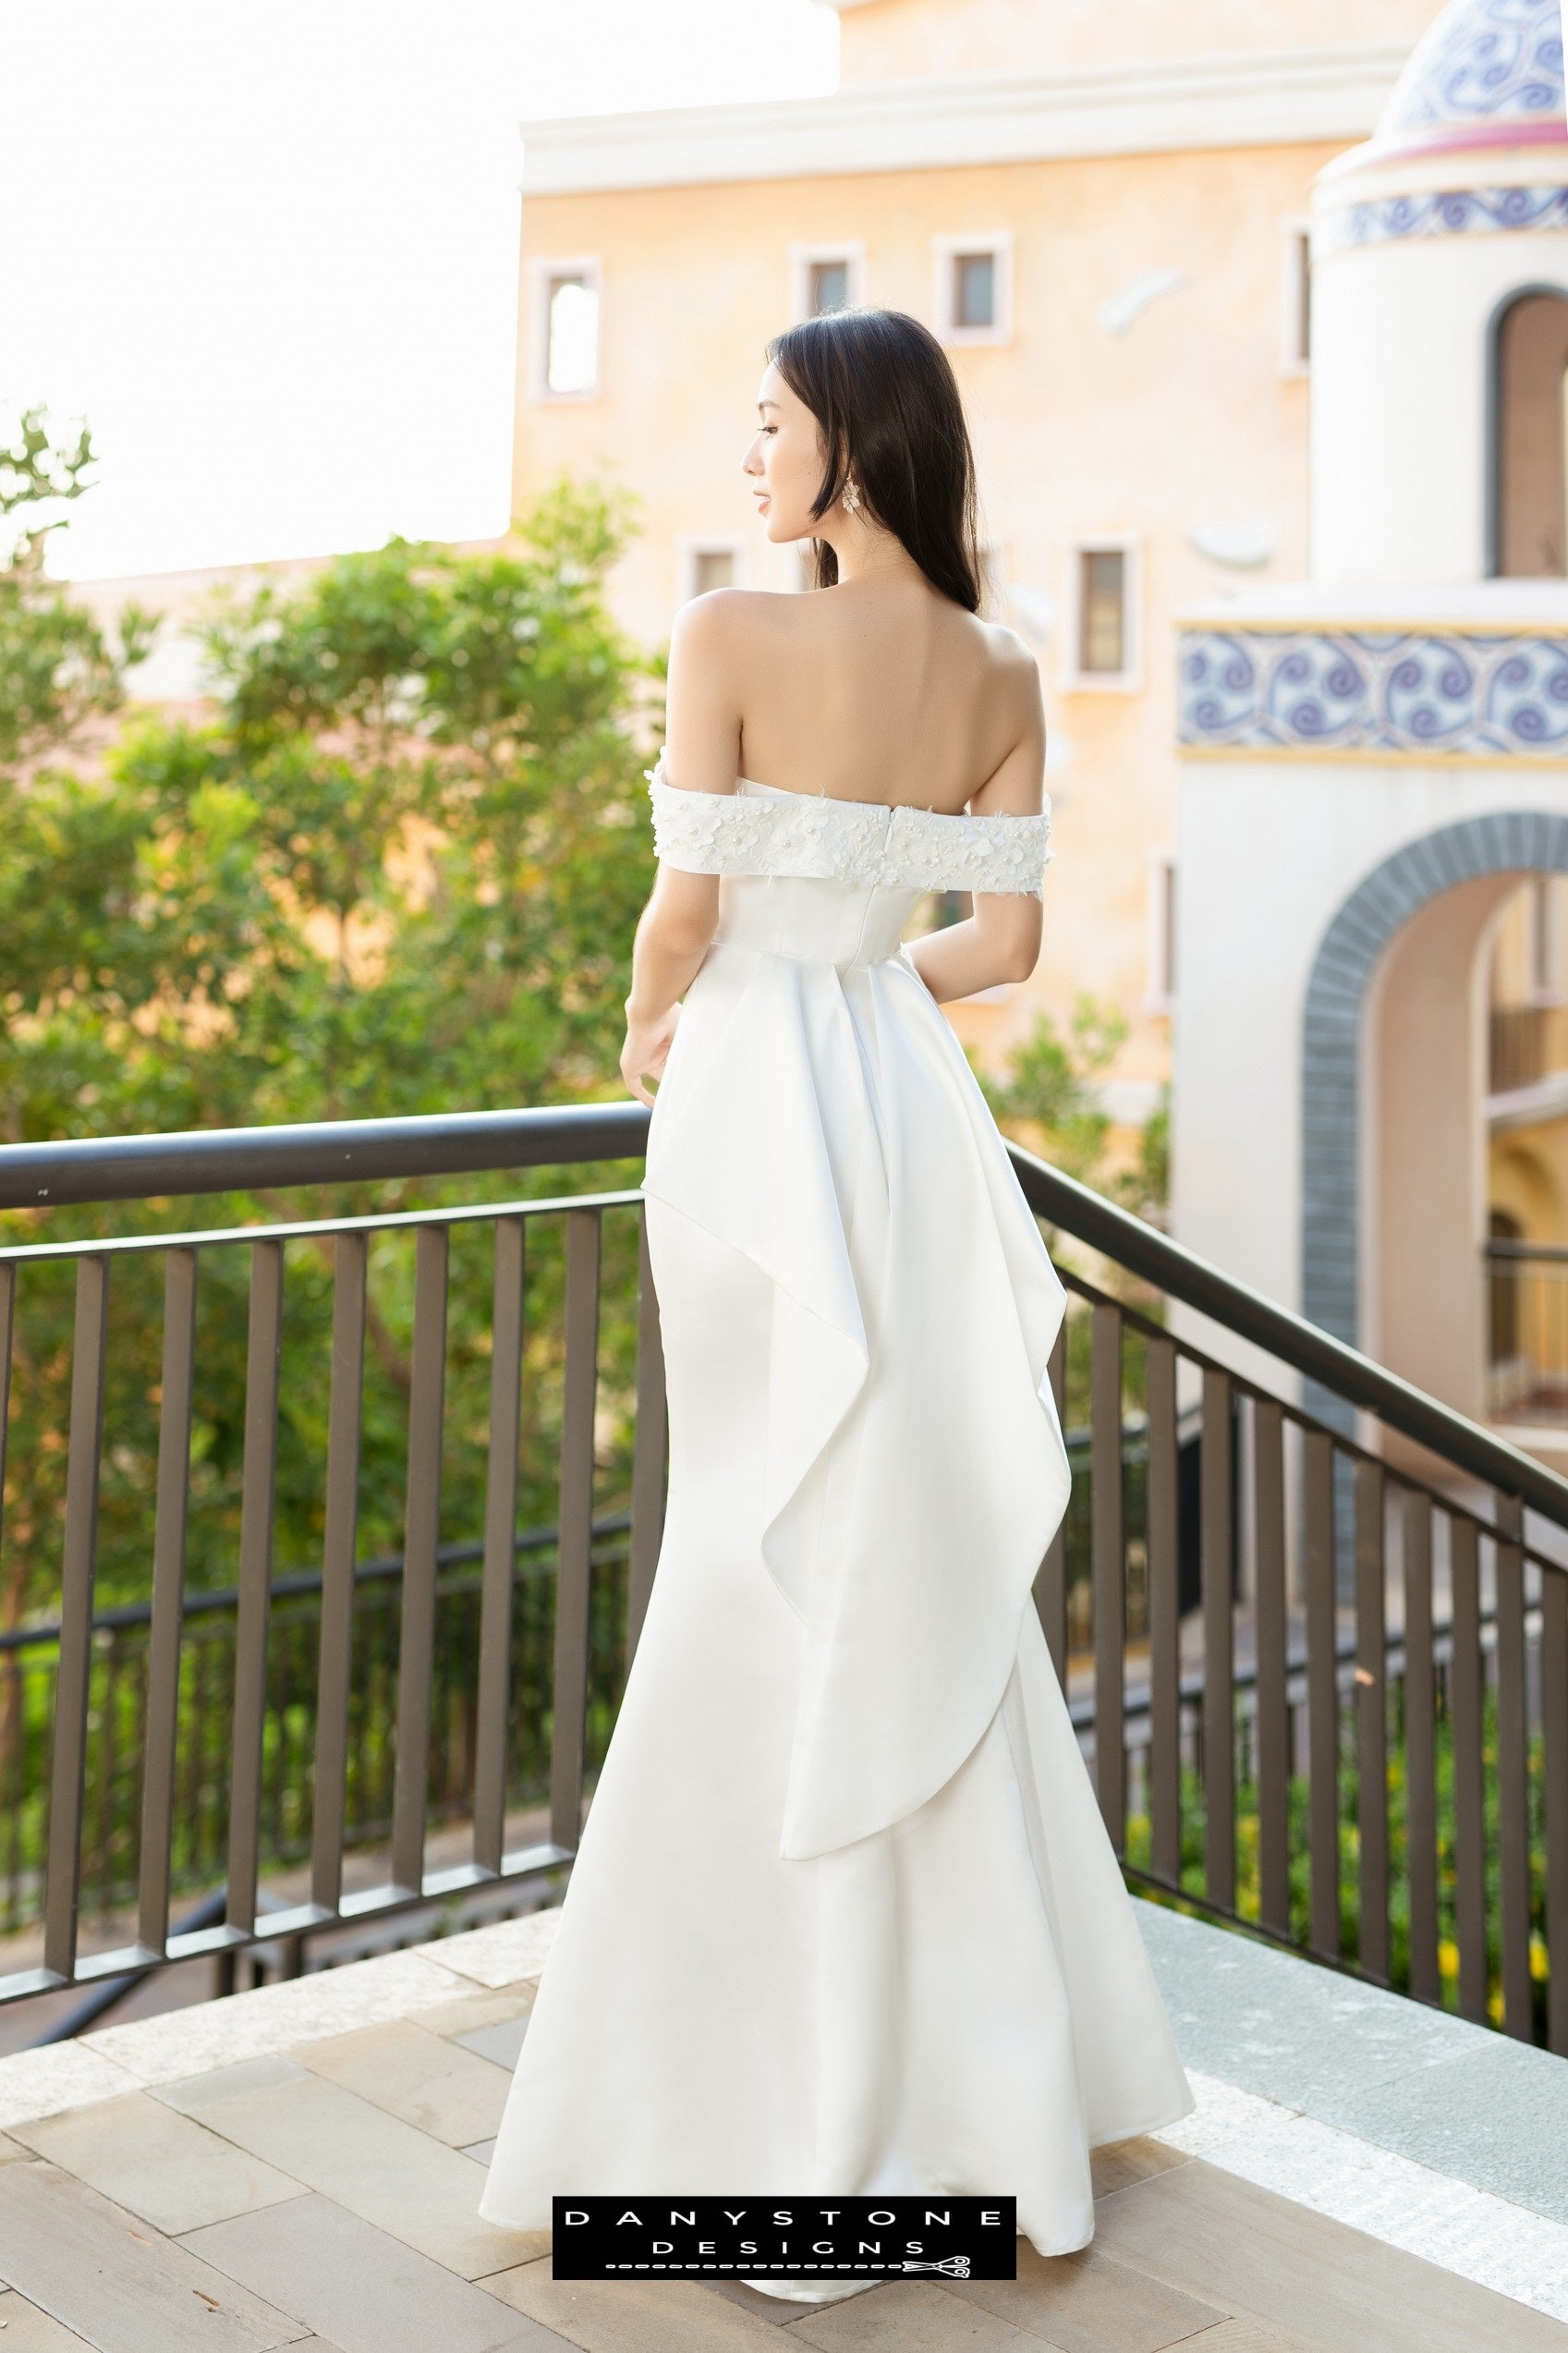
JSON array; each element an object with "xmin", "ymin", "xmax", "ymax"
[{"xmin": 765, "ymin": 308, "xmax": 982, "ymax": 612}]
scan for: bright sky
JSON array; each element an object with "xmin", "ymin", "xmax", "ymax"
[{"xmin": 4, "ymin": 1, "xmax": 838, "ymax": 582}]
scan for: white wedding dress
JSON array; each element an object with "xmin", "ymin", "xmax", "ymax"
[{"xmin": 480, "ymin": 765, "xmax": 1195, "ymax": 2301}]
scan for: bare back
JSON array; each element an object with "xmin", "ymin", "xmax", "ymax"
[{"xmin": 665, "ymin": 579, "xmax": 1045, "ymax": 821}]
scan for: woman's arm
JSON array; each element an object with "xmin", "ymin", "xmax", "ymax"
[
  {"xmin": 619, "ymin": 592, "xmax": 742, "ymax": 1107},
  {"xmin": 621, "ymin": 869, "xmax": 719, "ymax": 1105},
  {"xmin": 905, "ymin": 647, "xmax": 1047, "ymax": 1006}
]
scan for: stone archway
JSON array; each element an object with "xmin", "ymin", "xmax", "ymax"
[{"xmin": 1301, "ymin": 809, "xmax": 1568, "ymax": 1371}]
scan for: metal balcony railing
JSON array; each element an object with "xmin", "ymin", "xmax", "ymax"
[
  {"xmin": 1486, "ymin": 1237, "xmax": 1568, "ymax": 1422},
  {"xmin": 1, "ymin": 1106, "xmax": 1565, "ymax": 2056}
]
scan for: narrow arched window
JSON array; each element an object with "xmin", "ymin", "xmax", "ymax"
[{"xmin": 1494, "ymin": 289, "xmax": 1568, "ymax": 576}]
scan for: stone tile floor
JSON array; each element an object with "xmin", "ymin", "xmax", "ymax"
[{"xmin": 0, "ymin": 1908, "xmax": 1564, "ymax": 2353}]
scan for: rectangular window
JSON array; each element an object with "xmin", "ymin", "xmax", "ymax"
[
  {"xmin": 679, "ymin": 541, "xmax": 743, "ymax": 602},
  {"xmin": 933, "ymin": 233, "xmax": 1013, "ymax": 347},
  {"xmin": 810, "ymin": 259, "xmax": 851, "ymax": 315},
  {"xmin": 1146, "ymin": 854, "xmax": 1177, "ymax": 1012},
  {"xmin": 692, "ymin": 548, "xmax": 735, "ymax": 595},
  {"xmin": 954, "ymin": 252, "xmax": 996, "ymax": 331},
  {"xmin": 790, "ymin": 244, "xmax": 865, "ymax": 323},
  {"xmin": 1078, "ymin": 550, "xmax": 1126, "ymax": 673},
  {"xmin": 530, "ymin": 258, "xmax": 601, "ymax": 400},
  {"xmin": 1279, "ymin": 221, "xmax": 1310, "ymax": 375},
  {"xmin": 1064, "ymin": 540, "xmax": 1139, "ymax": 689}
]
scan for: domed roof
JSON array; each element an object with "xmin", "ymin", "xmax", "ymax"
[{"xmin": 1377, "ymin": 0, "xmax": 1563, "ymax": 148}]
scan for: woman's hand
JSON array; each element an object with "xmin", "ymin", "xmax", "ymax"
[{"xmin": 621, "ymin": 1001, "xmax": 680, "ymax": 1107}]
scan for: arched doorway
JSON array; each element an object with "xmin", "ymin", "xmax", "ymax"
[
  {"xmin": 1491, "ymin": 287, "xmax": 1568, "ymax": 577},
  {"xmin": 1302, "ymin": 811, "xmax": 1568, "ymax": 1432}
]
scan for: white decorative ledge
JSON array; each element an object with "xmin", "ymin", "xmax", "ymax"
[{"xmin": 520, "ymin": 45, "xmax": 1413, "ymax": 196}]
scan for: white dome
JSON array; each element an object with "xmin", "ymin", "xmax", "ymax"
[{"xmin": 1378, "ymin": 0, "xmax": 1564, "ymax": 145}]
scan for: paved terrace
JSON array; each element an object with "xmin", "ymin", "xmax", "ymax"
[{"xmin": 0, "ymin": 1901, "xmax": 1564, "ymax": 2353}]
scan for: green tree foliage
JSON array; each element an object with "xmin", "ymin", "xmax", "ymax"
[
  {"xmin": 0, "ymin": 475, "xmax": 658, "ymax": 1642},
  {"xmin": 41, "ymin": 477, "xmax": 654, "ymax": 1140},
  {"xmin": 0, "ymin": 407, "xmax": 157, "ymax": 771},
  {"xmin": 974, "ymin": 994, "xmax": 1169, "ymax": 1220}
]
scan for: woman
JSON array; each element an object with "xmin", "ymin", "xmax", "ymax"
[{"xmin": 480, "ymin": 308, "xmax": 1194, "ymax": 2303}]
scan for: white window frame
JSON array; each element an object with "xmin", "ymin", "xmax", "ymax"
[
  {"xmin": 1278, "ymin": 217, "xmax": 1311, "ymax": 378},
  {"xmin": 789, "ymin": 241, "xmax": 867, "ymax": 323},
  {"xmin": 932, "ymin": 232, "xmax": 1014, "ymax": 347},
  {"xmin": 1144, "ymin": 850, "xmax": 1177, "ymax": 1015},
  {"xmin": 675, "ymin": 536, "xmax": 748, "ymax": 604},
  {"xmin": 527, "ymin": 255, "xmax": 602, "ymax": 403},
  {"xmin": 1061, "ymin": 537, "xmax": 1142, "ymax": 692}
]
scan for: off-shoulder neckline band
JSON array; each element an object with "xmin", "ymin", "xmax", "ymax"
[{"xmin": 648, "ymin": 761, "xmax": 1050, "ymax": 823}]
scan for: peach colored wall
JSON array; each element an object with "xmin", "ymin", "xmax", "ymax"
[
  {"xmin": 515, "ymin": 139, "xmax": 1337, "ymax": 1094},
  {"xmin": 834, "ymin": 0, "xmax": 1437, "ymax": 85}
]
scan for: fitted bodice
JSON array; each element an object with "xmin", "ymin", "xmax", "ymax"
[{"xmin": 645, "ymin": 757, "xmax": 1052, "ymax": 971}]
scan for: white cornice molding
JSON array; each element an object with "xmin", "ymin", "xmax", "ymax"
[{"xmin": 520, "ymin": 44, "xmax": 1413, "ymax": 197}]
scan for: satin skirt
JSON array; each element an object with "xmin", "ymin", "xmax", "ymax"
[{"xmin": 480, "ymin": 914, "xmax": 1194, "ymax": 2258}]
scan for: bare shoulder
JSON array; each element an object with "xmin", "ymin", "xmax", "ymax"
[
  {"xmin": 963, "ymin": 616, "xmax": 1045, "ymax": 814},
  {"xmin": 963, "ymin": 613, "xmax": 1044, "ymax": 738},
  {"xmin": 667, "ymin": 587, "xmax": 808, "ymax": 688},
  {"xmin": 971, "ymin": 614, "xmax": 1042, "ymax": 696},
  {"xmin": 670, "ymin": 586, "xmax": 803, "ymax": 645}
]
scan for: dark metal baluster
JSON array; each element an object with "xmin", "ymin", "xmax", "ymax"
[
  {"xmin": 1090, "ymin": 1303, "xmax": 1125, "ymax": 1847},
  {"xmin": 1034, "ymin": 1323, "xmax": 1068, "ymax": 1689},
  {"xmin": 1493, "ymin": 1492, "xmax": 1532, "ymax": 2040},
  {"xmin": 1450, "ymin": 1513, "xmax": 1488, "ymax": 2025},
  {"xmin": 1353, "ymin": 1458, "xmax": 1389, "ymax": 1983},
  {"xmin": 1304, "ymin": 1427, "xmax": 1340, "ymax": 1964},
  {"xmin": 1254, "ymin": 1396, "xmax": 1289, "ymax": 1939},
  {"xmin": 43, "ymin": 1255, "xmax": 110, "ymax": 1983},
  {"xmin": 311, "ymin": 1230, "xmax": 367, "ymax": 1916},
  {"xmin": 137, "ymin": 1247, "xmax": 198, "ymax": 1958},
  {"xmin": 475, "ymin": 1215, "xmax": 525, "ymax": 1878},
  {"xmin": 627, "ymin": 1207, "xmax": 668, "ymax": 1662},
  {"xmin": 94, "ymin": 1636, "xmax": 120, "ymax": 1920},
  {"xmin": 189, "ymin": 1624, "xmax": 212, "ymax": 1875},
  {"xmin": 0, "ymin": 1262, "xmax": 14, "ymax": 1564},
  {"xmin": 551, "ymin": 1208, "xmax": 602, "ymax": 1853},
  {"xmin": 1403, "ymin": 1491, "xmax": 1440, "ymax": 2006},
  {"xmin": 391, "ymin": 1225, "xmax": 450, "ymax": 1897},
  {"xmin": 225, "ymin": 1239, "xmax": 285, "ymax": 1941},
  {"xmin": 0, "ymin": 1268, "xmax": 17, "ymax": 1936},
  {"xmin": 5, "ymin": 1658, "xmax": 20, "ymax": 1931},
  {"xmin": 1146, "ymin": 1335, "xmax": 1181, "ymax": 1887},
  {"xmin": 1542, "ymin": 1554, "xmax": 1568, "ymax": 2057},
  {"xmin": 1201, "ymin": 1368, "xmax": 1234, "ymax": 1913}
]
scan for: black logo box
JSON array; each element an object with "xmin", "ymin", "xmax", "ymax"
[{"xmin": 553, "ymin": 2194, "xmax": 1018, "ymax": 2281}]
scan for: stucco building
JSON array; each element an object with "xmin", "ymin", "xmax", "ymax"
[
  {"xmin": 513, "ymin": 0, "xmax": 1568, "ymax": 1461},
  {"xmin": 1173, "ymin": 0, "xmax": 1568, "ymax": 1467},
  {"xmin": 511, "ymin": 0, "xmax": 1438, "ymax": 1122}
]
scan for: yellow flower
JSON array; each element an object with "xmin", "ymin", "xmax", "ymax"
[
  {"xmin": 1438, "ymin": 1938, "xmax": 1459, "ymax": 1980},
  {"xmin": 1530, "ymin": 1934, "xmax": 1550, "ymax": 1983}
]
